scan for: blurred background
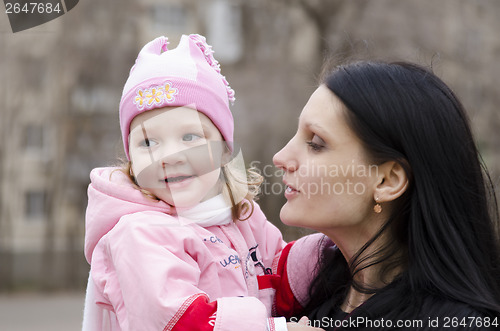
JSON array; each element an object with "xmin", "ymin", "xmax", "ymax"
[{"xmin": 1, "ymin": 0, "xmax": 499, "ymax": 329}]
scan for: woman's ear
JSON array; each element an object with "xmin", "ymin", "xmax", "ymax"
[{"xmin": 374, "ymin": 161, "xmax": 409, "ymax": 203}]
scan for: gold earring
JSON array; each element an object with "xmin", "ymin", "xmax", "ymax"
[{"xmin": 373, "ymin": 197, "xmax": 382, "ymax": 214}]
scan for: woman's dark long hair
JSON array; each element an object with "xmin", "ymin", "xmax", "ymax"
[{"xmin": 304, "ymin": 61, "xmax": 500, "ymax": 318}]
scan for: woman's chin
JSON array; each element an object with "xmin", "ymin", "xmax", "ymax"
[{"xmin": 279, "ymin": 204, "xmax": 300, "ymax": 227}]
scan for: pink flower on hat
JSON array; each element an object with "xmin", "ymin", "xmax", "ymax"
[
  {"xmin": 133, "ymin": 89, "xmax": 147, "ymax": 109},
  {"xmin": 164, "ymin": 82, "xmax": 178, "ymax": 102},
  {"xmin": 132, "ymin": 83, "xmax": 178, "ymax": 111},
  {"xmin": 146, "ymin": 87, "xmax": 164, "ymax": 107}
]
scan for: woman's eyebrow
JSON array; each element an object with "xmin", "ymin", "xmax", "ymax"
[{"xmin": 305, "ymin": 121, "xmax": 326, "ymax": 133}]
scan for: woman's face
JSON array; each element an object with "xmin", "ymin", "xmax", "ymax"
[
  {"xmin": 273, "ymin": 85, "xmax": 380, "ymax": 234},
  {"xmin": 129, "ymin": 106, "xmax": 225, "ymax": 208}
]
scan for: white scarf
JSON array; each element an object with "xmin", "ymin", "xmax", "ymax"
[{"xmin": 176, "ymin": 194, "xmax": 233, "ymax": 227}]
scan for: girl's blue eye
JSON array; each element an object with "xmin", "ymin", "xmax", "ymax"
[
  {"xmin": 139, "ymin": 138, "xmax": 157, "ymax": 147},
  {"xmin": 183, "ymin": 133, "xmax": 203, "ymax": 142}
]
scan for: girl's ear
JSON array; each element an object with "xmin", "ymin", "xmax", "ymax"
[{"xmin": 374, "ymin": 161, "xmax": 409, "ymax": 203}]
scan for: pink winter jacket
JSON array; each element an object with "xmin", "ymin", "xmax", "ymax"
[{"xmin": 83, "ymin": 167, "xmax": 292, "ymax": 331}]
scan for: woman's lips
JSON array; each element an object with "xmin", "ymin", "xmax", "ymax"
[{"xmin": 283, "ymin": 180, "xmax": 300, "ymax": 199}]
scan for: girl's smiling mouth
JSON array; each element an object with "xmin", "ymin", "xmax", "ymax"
[{"xmin": 164, "ymin": 175, "xmax": 195, "ymax": 183}]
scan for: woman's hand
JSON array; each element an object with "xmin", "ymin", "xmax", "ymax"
[{"xmin": 287, "ymin": 316, "xmax": 325, "ymax": 330}]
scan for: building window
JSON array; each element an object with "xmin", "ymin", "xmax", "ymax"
[
  {"xmin": 150, "ymin": 4, "xmax": 187, "ymax": 33},
  {"xmin": 23, "ymin": 124, "xmax": 44, "ymax": 152},
  {"xmin": 25, "ymin": 191, "xmax": 47, "ymax": 220},
  {"xmin": 70, "ymin": 86, "xmax": 118, "ymax": 114},
  {"xmin": 205, "ymin": 0, "xmax": 243, "ymax": 64}
]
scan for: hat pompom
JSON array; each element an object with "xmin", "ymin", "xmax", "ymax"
[{"xmin": 189, "ymin": 34, "xmax": 236, "ymax": 104}]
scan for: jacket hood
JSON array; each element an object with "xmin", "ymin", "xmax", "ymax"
[{"xmin": 84, "ymin": 167, "xmax": 173, "ymax": 263}]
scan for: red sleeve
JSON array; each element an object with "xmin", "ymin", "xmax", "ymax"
[
  {"xmin": 168, "ymin": 294, "xmax": 217, "ymax": 331},
  {"xmin": 257, "ymin": 241, "xmax": 304, "ymax": 319}
]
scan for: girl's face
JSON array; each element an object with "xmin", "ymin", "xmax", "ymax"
[
  {"xmin": 273, "ymin": 85, "xmax": 380, "ymax": 236},
  {"xmin": 129, "ymin": 106, "xmax": 226, "ymax": 208}
]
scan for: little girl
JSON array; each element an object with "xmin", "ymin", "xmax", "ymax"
[{"xmin": 81, "ymin": 34, "xmax": 312, "ymax": 331}]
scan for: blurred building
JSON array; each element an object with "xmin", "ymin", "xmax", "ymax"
[{"xmin": 1, "ymin": 0, "xmax": 499, "ymax": 291}]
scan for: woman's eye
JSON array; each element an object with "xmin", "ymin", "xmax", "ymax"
[
  {"xmin": 307, "ymin": 134, "xmax": 326, "ymax": 152},
  {"xmin": 183, "ymin": 133, "xmax": 203, "ymax": 142}
]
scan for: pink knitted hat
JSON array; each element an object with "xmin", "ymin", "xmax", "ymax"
[{"xmin": 119, "ymin": 34, "xmax": 235, "ymax": 159}]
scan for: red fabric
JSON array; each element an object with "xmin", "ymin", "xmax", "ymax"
[
  {"xmin": 257, "ymin": 274, "xmax": 281, "ymax": 290},
  {"xmin": 168, "ymin": 294, "xmax": 217, "ymax": 331},
  {"xmin": 257, "ymin": 241, "xmax": 303, "ymax": 318}
]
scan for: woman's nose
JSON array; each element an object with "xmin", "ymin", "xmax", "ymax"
[{"xmin": 273, "ymin": 140, "xmax": 298, "ymax": 172}]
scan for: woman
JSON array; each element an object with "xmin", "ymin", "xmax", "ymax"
[{"xmin": 274, "ymin": 61, "xmax": 500, "ymax": 330}]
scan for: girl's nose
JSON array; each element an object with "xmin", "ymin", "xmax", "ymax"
[{"xmin": 158, "ymin": 143, "xmax": 188, "ymax": 166}]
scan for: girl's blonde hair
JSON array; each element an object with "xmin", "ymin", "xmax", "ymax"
[{"xmin": 117, "ymin": 148, "xmax": 263, "ymax": 221}]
